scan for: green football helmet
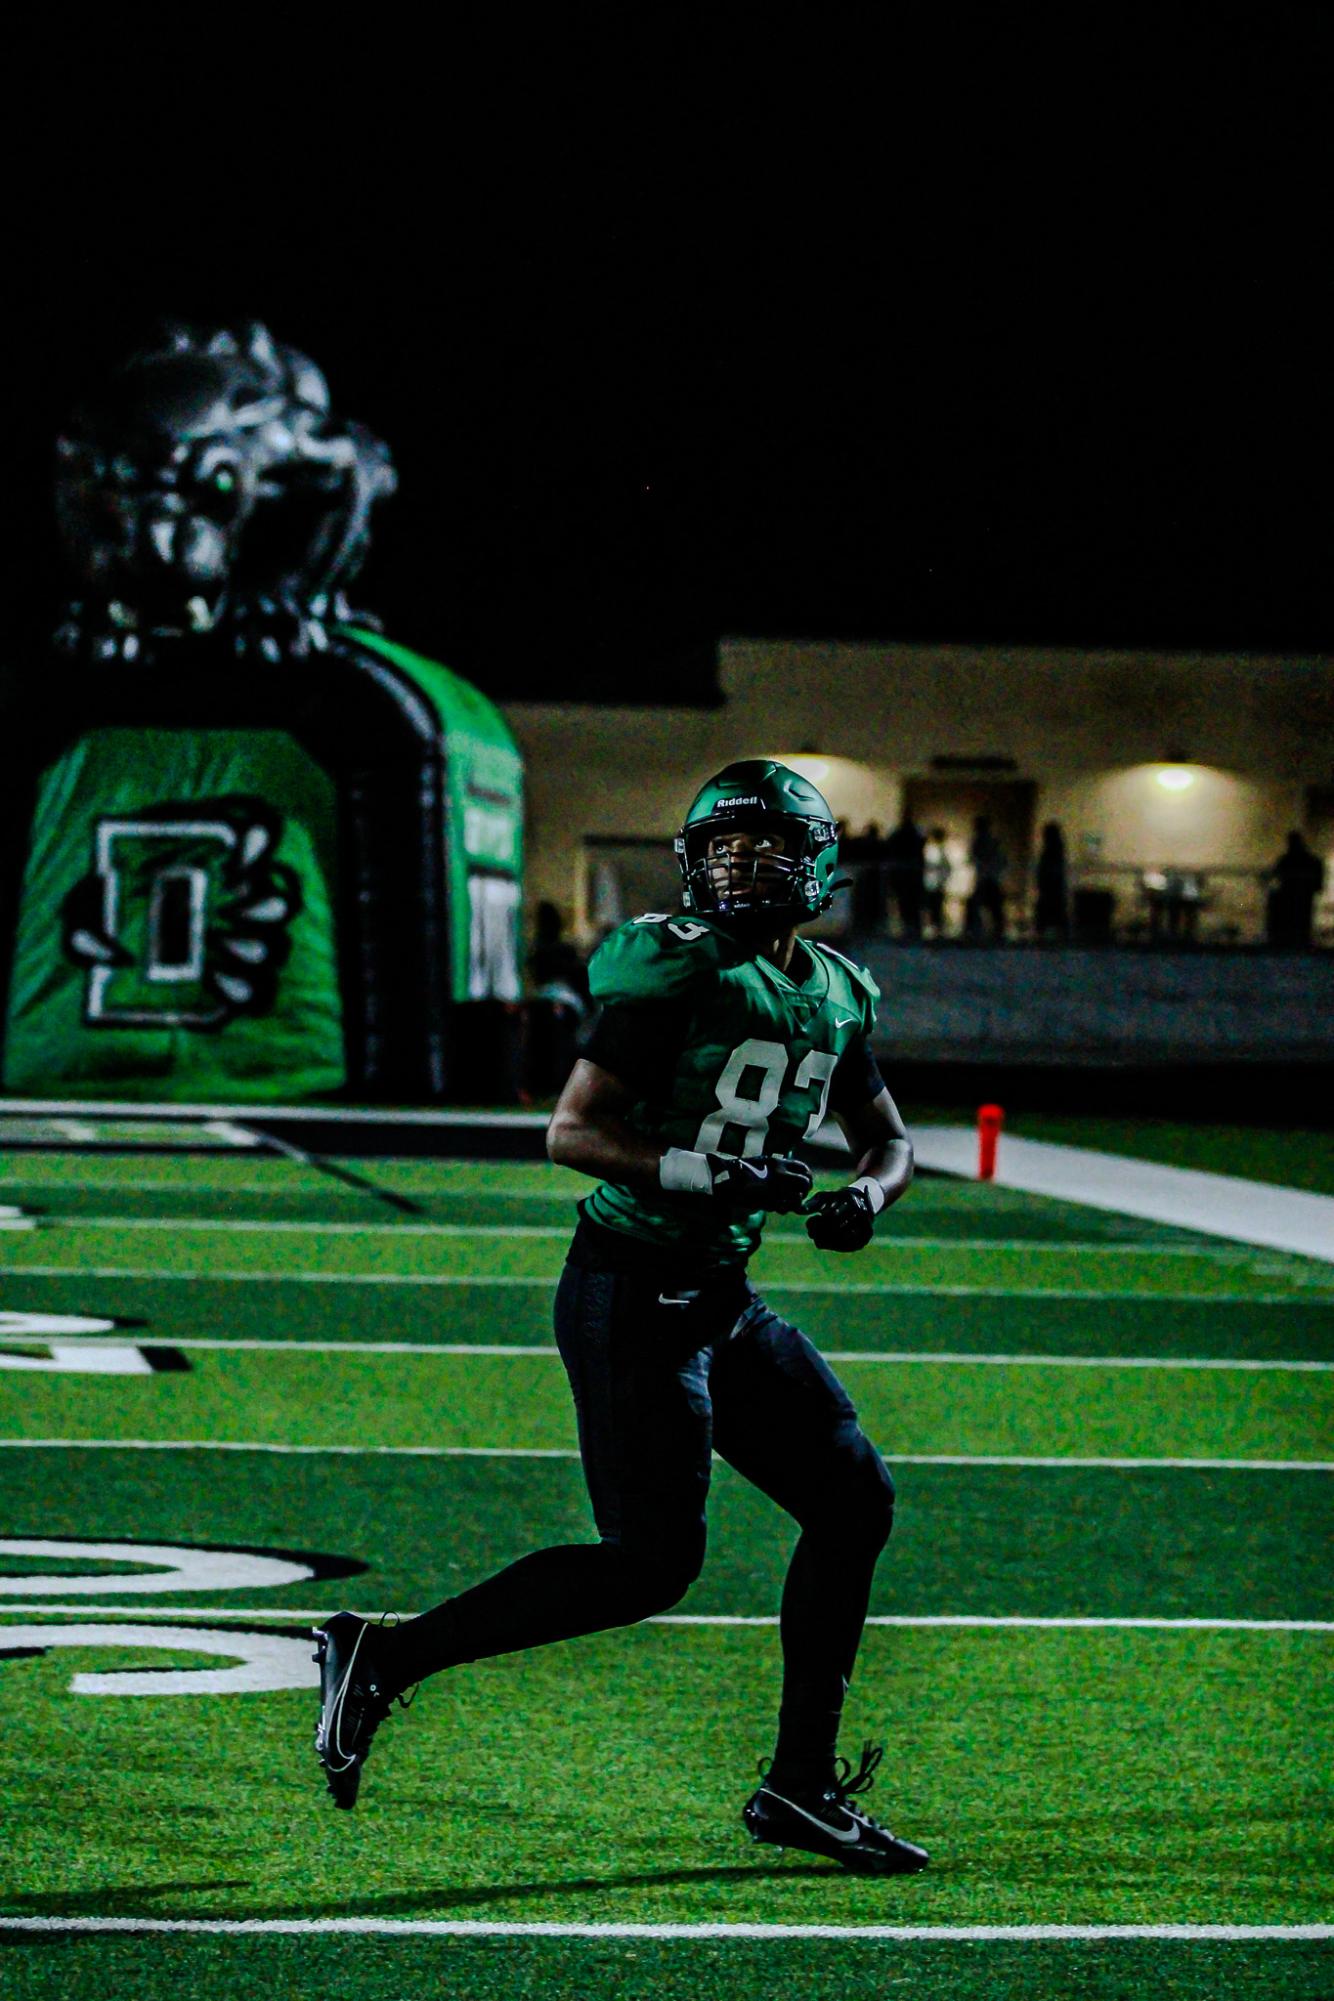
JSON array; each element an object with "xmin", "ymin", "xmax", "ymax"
[{"xmin": 675, "ymin": 759, "xmax": 841, "ymax": 920}]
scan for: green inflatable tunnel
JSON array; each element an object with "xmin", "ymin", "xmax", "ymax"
[{"xmin": 0, "ymin": 630, "xmax": 524, "ymax": 1104}]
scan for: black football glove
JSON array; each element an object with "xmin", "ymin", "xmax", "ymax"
[
  {"xmin": 706, "ymin": 1152, "xmax": 814, "ymax": 1214},
  {"xmin": 804, "ymin": 1183, "xmax": 879, "ymax": 1252}
]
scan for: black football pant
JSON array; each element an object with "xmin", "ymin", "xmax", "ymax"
[{"xmin": 387, "ymin": 1228, "xmax": 896, "ymax": 1770}]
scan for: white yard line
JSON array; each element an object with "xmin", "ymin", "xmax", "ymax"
[
  {"xmin": 914, "ymin": 1128, "xmax": 1334, "ymax": 1265},
  {"xmin": 4, "ymin": 1606, "xmax": 1330, "ymax": 1632},
  {"xmin": 0, "ymin": 1181, "xmax": 581, "ymax": 1200},
  {"xmin": 0, "ymin": 1917, "xmax": 1327, "ymax": 1940},
  {"xmin": 0, "ymin": 1438, "xmax": 1327, "ymax": 1470},
  {"xmin": 9, "ymin": 1335, "xmax": 1333, "ymax": 1372},
  {"xmin": 31, "ymin": 1217, "xmax": 1275, "ymax": 1263},
  {"xmin": 5, "ymin": 1265, "xmax": 1324, "ymax": 1303},
  {"xmin": 6, "ymin": 1098, "xmax": 1328, "ymax": 1256},
  {"xmin": 0, "ymin": 1097, "xmax": 554, "ymax": 1127}
]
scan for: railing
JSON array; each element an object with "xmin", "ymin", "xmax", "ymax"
[{"xmin": 837, "ymin": 860, "xmax": 1334, "ymax": 948}]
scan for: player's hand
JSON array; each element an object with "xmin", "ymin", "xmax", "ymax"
[
  {"xmin": 706, "ymin": 1152, "xmax": 814, "ymax": 1213},
  {"xmin": 804, "ymin": 1184, "xmax": 879, "ymax": 1251}
]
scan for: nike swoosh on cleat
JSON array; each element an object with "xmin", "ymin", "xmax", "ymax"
[{"xmin": 765, "ymin": 1790, "xmax": 861, "ymax": 1844}]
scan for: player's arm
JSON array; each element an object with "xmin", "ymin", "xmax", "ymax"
[
  {"xmin": 546, "ymin": 1028, "xmax": 812, "ymax": 1214},
  {"xmin": 546, "ymin": 1056, "xmax": 667, "ymax": 1186},
  {"xmin": 805, "ymin": 1039, "xmax": 913, "ymax": 1252},
  {"xmin": 836, "ymin": 1084, "xmax": 914, "ymax": 1210}
]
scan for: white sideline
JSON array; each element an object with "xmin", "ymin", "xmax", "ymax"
[
  {"xmin": 913, "ymin": 1128, "xmax": 1334, "ymax": 1265},
  {"xmin": 11, "ymin": 1335, "xmax": 1333, "ymax": 1371},
  {"xmin": 0, "ymin": 1917, "xmax": 1328, "ymax": 1940},
  {"xmin": 4, "ymin": 1606, "xmax": 1331, "ymax": 1632},
  {"xmin": 0, "ymin": 1438, "xmax": 1329, "ymax": 1470},
  {"xmin": 5, "ymin": 1264, "xmax": 1325, "ymax": 1303}
]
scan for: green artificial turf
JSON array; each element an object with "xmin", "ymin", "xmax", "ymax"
[
  {"xmin": 2, "ymin": 1343, "xmax": 1331, "ymax": 1462},
  {"xmin": 5, "ymin": 1270, "xmax": 1332, "ymax": 1361},
  {"xmin": 6, "ymin": 1217, "xmax": 1327, "ymax": 1307},
  {"xmin": 0, "ymin": 1621, "xmax": 1329, "ymax": 1926},
  {"xmin": 4, "ymin": 1445, "xmax": 1333, "ymax": 1621},
  {"xmin": 0, "ymin": 1144, "xmax": 1330, "ymax": 1998},
  {"xmin": 4, "ymin": 1936, "xmax": 1333, "ymax": 2001}
]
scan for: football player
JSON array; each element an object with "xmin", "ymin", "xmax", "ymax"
[{"xmin": 313, "ymin": 759, "xmax": 928, "ymax": 1876}]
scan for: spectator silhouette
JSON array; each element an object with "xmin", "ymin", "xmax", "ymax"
[
  {"xmin": 1265, "ymin": 832, "xmax": 1325, "ymax": 948},
  {"xmin": 1034, "ymin": 821, "xmax": 1069, "ymax": 940},
  {"xmin": 883, "ymin": 809, "xmax": 927, "ymax": 938},
  {"xmin": 847, "ymin": 822, "xmax": 887, "ymax": 928},
  {"xmin": 965, "ymin": 815, "xmax": 1007, "ymax": 941},
  {"xmin": 526, "ymin": 902, "xmax": 590, "ymax": 1099},
  {"xmin": 923, "ymin": 825, "xmax": 950, "ymax": 937},
  {"xmin": 528, "ymin": 901, "xmax": 590, "ymax": 1012}
]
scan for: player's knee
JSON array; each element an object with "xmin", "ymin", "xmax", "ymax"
[
  {"xmin": 638, "ymin": 1541, "xmax": 706, "ymax": 1615},
  {"xmin": 862, "ymin": 1449, "xmax": 896, "ymax": 1550},
  {"xmin": 608, "ymin": 1534, "xmax": 705, "ymax": 1620},
  {"xmin": 837, "ymin": 1433, "xmax": 896, "ymax": 1552}
]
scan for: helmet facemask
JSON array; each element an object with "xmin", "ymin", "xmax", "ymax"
[{"xmin": 677, "ymin": 811, "xmax": 834, "ymax": 920}]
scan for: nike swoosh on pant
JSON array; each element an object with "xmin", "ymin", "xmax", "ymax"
[{"xmin": 764, "ymin": 1789, "xmax": 861, "ymax": 1844}]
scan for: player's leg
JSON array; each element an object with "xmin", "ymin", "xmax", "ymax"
[
  {"xmin": 710, "ymin": 1296, "xmax": 926, "ymax": 1872},
  {"xmin": 384, "ymin": 1260, "xmax": 723, "ymax": 1679},
  {"xmin": 711, "ymin": 1295, "xmax": 894, "ymax": 1793},
  {"xmin": 312, "ymin": 1256, "xmax": 732, "ymax": 1804}
]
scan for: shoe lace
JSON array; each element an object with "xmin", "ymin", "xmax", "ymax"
[
  {"xmin": 832, "ymin": 1740, "xmax": 884, "ymax": 1801},
  {"xmin": 756, "ymin": 1740, "xmax": 887, "ymax": 1811},
  {"xmin": 828, "ymin": 1741, "xmax": 889, "ymax": 1829}
]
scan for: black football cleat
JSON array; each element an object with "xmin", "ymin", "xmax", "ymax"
[
  {"xmin": 312, "ymin": 1611, "xmax": 404, "ymax": 1809},
  {"xmin": 743, "ymin": 1742, "xmax": 929, "ymax": 1875}
]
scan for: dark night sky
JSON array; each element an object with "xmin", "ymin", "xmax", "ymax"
[{"xmin": 3, "ymin": 4, "xmax": 1328, "ymax": 704}]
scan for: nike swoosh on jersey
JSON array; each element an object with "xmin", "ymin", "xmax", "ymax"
[
  {"xmin": 764, "ymin": 1789, "xmax": 861, "ymax": 1844},
  {"xmin": 834, "ymin": 1014, "xmax": 857, "ymax": 1029}
]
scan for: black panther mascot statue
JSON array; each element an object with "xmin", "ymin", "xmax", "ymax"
[
  {"xmin": 53, "ymin": 320, "xmax": 397, "ymax": 664},
  {"xmin": 0, "ymin": 324, "xmax": 524, "ymax": 1105}
]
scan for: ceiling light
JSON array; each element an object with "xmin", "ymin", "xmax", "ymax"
[
  {"xmin": 1154, "ymin": 765, "xmax": 1197, "ymax": 792},
  {"xmin": 779, "ymin": 754, "xmax": 831, "ymax": 785}
]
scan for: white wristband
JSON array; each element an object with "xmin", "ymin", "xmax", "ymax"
[
  {"xmin": 659, "ymin": 1147, "xmax": 716, "ymax": 1196},
  {"xmin": 851, "ymin": 1175, "xmax": 886, "ymax": 1215}
]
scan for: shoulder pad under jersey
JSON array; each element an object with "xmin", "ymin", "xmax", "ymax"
[
  {"xmin": 808, "ymin": 941, "xmax": 880, "ymax": 1033},
  {"xmin": 588, "ymin": 913, "xmax": 729, "ymax": 1005}
]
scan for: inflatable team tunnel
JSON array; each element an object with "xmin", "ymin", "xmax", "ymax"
[{"xmin": 0, "ymin": 629, "xmax": 524, "ymax": 1104}]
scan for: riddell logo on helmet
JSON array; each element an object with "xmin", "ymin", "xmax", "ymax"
[{"xmin": 719, "ymin": 795, "xmax": 763, "ymax": 808}]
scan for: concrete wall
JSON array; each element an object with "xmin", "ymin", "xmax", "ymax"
[
  {"xmin": 857, "ymin": 940, "xmax": 1334, "ymax": 1064},
  {"xmin": 503, "ymin": 639, "xmax": 1334, "ymax": 941}
]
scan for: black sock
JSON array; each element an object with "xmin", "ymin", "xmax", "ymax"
[{"xmin": 766, "ymin": 1680, "xmax": 845, "ymax": 1797}]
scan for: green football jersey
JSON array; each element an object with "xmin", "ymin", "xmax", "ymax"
[{"xmin": 582, "ymin": 912, "xmax": 879, "ymax": 1266}]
